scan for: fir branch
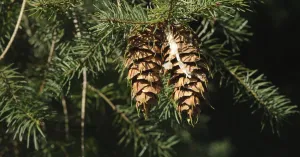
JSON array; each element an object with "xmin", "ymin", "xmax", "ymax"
[
  {"xmin": 0, "ymin": 0, "xmax": 26, "ymax": 60},
  {"xmin": 54, "ymin": 38, "xmax": 105, "ymax": 85},
  {"xmin": 93, "ymin": 0, "xmax": 149, "ymax": 24},
  {"xmin": 222, "ymin": 58, "xmax": 299, "ymax": 133},
  {"xmin": 27, "ymin": 0, "xmax": 78, "ymax": 20},
  {"xmin": 28, "ymin": 0, "xmax": 76, "ymax": 8},
  {"xmin": 81, "ymin": 67, "xmax": 87, "ymax": 157},
  {"xmin": 166, "ymin": 0, "xmax": 250, "ymax": 23},
  {"xmin": 200, "ymin": 38, "xmax": 298, "ymax": 133},
  {"xmin": 91, "ymin": 0, "xmax": 161, "ymax": 34},
  {"xmin": 196, "ymin": 14, "xmax": 251, "ymax": 53},
  {"xmin": 0, "ymin": 66, "xmax": 53, "ymax": 150},
  {"xmin": 95, "ymin": 18, "xmax": 155, "ymax": 25},
  {"xmin": 214, "ymin": 12, "xmax": 252, "ymax": 52}
]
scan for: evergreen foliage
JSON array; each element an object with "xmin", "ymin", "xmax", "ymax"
[{"xmin": 0, "ymin": 0, "xmax": 298, "ymax": 156}]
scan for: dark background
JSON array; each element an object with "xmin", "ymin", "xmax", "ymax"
[{"xmin": 207, "ymin": 0, "xmax": 300, "ymax": 157}]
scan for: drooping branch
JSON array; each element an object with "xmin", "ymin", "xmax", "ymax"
[
  {"xmin": 0, "ymin": 66, "xmax": 48, "ymax": 149},
  {"xmin": 220, "ymin": 58, "xmax": 299, "ymax": 132},
  {"xmin": 0, "ymin": 0, "xmax": 27, "ymax": 60}
]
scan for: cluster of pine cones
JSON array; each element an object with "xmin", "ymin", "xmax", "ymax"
[{"xmin": 124, "ymin": 23, "xmax": 210, "ymax": 122}]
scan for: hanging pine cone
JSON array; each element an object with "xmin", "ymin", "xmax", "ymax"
[
  {"xmin": 162, "ymin": 25, "xmax": 210, "ymax": 124},
  {"xmin": 125, "ymin": 25, "xmax": 164, "ymax": 117}
]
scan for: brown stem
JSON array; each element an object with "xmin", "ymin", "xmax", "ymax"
[
  {"xmin": 87, "ymin": 84, "xmax": 131, "ymax": 124},
  {"xmin": 117, "ymin": 0, "xmax": 121, "ymax": 7},
  {"xmin": 96, "ymin": 18, "xmax": 156, "ymax": 25},
  {"xmin": 81, "ymin": 67, "xmax": 87, "ymax": 157},
  {"xmin": 61, "ymin": 96, "xmax": 69, "ymax": 140},
  {"xmin": 39, "ymin": 32, "xmax": 56, "ymax": 94},
  {"xmin": 0, "ymin": 0, "xmax": 27, "ymax": 60}
]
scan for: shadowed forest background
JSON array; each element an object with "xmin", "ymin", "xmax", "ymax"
[
  {"xmin": 202, "ymin": 1, "xmax": 300, "ymax": 156},
  {"xmin": 1, "ymin": 0, "xmax": 300, "ymax": 157}
]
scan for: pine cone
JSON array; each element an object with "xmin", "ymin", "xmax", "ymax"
[
  {"xmin": 162, "ymin": 25, "xmax": 210, "ymax": 123},
  {"xmin": 125, "ymin": 25, "xmax": 164, "ymax": 116}
]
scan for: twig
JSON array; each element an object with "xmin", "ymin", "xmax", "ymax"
[
  {"xmin": 71, "ymin": 9, "xmax": 82, "ymax": 38},
  {"xmin": 61, "ymin": 96, "xmax": 69, "ymax": 140},
  {"xmin": 39, "ymin": 32, "xmax": 56, "ymax": 94},
  {"xmin": 96, "ymin": 18, "xmax": 157, "ymax": 25},
  {"xmin": 87, "ymin": 84, "xmax": 144, "ymax": 137},
  {"xmin": 87, "ymin": 84, "xmax": 131, "ymax": 124},
  {"xmin": 81, "ymin": 67, "xmax": 87, "ymax": 157},
  {"xmin": 47, "ymin": 33, "xmax": 56, "ymax": 63},
  {"xmin": 22, "ymin": 14, "xmax": 32, "ymax": 37},
  {"xmin": 0, "ymin": 0, "xmax": 27, "ymax": 60},
  {"xmin": 117, "ymin": 0, "xmax": 121, "ymax": 7}
]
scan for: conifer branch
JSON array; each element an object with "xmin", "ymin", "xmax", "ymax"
[
  {"xmin": 92, "ymin": 0, "xmax": 161, "ymax": 33},
  {"xmin": 0, "ymin": 0, "xmax": 26, "ymax": 61},
  {"xmin": 96, "ymin": 18, "xmax": 156, "ymax": 25},
  {"xmin": 0, "ymin": 66, "xmax": 51, "ymax": 149},
  {"xmin": 81, "ymin": 67, "xmax": 87, "ymax": 157},
  {"xmin": 167, "ymin": 0, "xmax": 250, "ymax": 22},
  {"xmin": 201, "ymin": 39, "xmax": 298, "ymax": 133},
  {"xmin": 220, "ymin": 58, "xmax": 299, "ymax": 132}
]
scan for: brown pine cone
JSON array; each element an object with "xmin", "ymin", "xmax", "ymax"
[
  {"xmin": 162, "ymin": 25, "xmax": 210, "ymax": 123},
  {"xmin": 125, "ymin": 25, "xmax": 164, "ymax": 117}
]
